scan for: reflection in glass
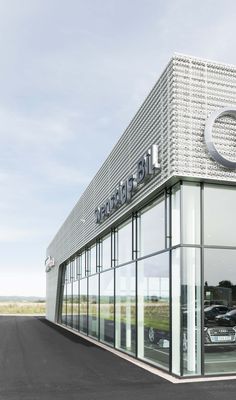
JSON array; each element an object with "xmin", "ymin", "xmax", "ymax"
[
  {"xmin": 79, "ymin": 278, "xmax": 88, "ymax": 334},
  {"xmin": 137, "ymin": 253, "xmax": 169, "ymax": 370},
  {"xmin": 76, "ymin": 256, "xmax": 81, "ymax": 279},
  {"xmin": 61, "ymin": 278, "xmax": 67, "ymax": 325},
  {"xmin": 204, "ymin": 185, "xmax": 236, "ymax": 246},
  {"xmin": 117, "ymin": 219, "xmax": 132, "ymax": 265},
  {"xmin": 204, "ymin": 249, "xmax": 236, "ymax": 375},
  {"xmin": 138, "ymin": 196, "xmax": 165, "ymax": 257},
  {"xmin": 100, "ymin": 269, "xmax": 114, "ymax": 345},
  {"xmin": 102, "ymin": 234, "xmax": 111, "ymax": 270},
  {"xmin": 88, "ymin": 275, "xmax": 99, "ymax": 339},
  {"xmin": 182, "ymin": 247, "xmax": 201, "ymax": 376},
  {"xmin": 73, "ymin": 280, "xmax": 79, "ymax": 330},
  {"xmin": 67, "ymin": 282, "xmax": 73, "ymax": 328},
  {"xmin": 115, "ymin": 263, "xmax": 136, "ymax": 355},
  {"xmin": 171, "ymin": 248, "xmax": 181, "ymax": 375}
]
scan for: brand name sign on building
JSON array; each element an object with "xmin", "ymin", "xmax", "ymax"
[
  {"xmin": 204, "ymin": 107, "xmax": 236, "ymax": 169},
  {"xmin": 95, "ymin": 144, "xmax": 161, "ymax": 224}
]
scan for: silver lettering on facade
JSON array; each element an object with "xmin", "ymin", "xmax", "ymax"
[
  {"xmin": 95, "ymin": 144, "xmax": 161, "ymax": 224},
  {"xmin": 204, "ymin": 107, "xmax": 236, "ymax": 169}
]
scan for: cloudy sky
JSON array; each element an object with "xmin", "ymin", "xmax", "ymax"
[{"xmin": 1, "ymin": 0, "xmax": 236, "ymax": 297}]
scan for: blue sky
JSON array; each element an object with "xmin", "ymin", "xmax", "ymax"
[{"xmin": 1, "ymin": 0, "xmax": 236, "ymax": 296}]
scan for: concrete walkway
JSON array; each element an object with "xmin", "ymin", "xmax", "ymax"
[{"xmin": 0, "ymin": 316, "xmax": 236, "ymax": 400}]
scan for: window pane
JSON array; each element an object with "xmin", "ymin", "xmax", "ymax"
[
  {"xmin": 88, "ymin": 275, "xmax": 99, "ymax": 339},
  {"xmin": 90, "ymin": 245, "xmax": 96, "ymax": 275},
  {"xmin": 137, "ymin": 252, "xmax": 170, "ymax": 370},
  {"xmin": 171, "ymin": 248, "xmax": 181, "ymax": 375},
  {"xmin": 171, "ymin": 184, "xmax": 180, "ymax": 246},
  {"xmin": 182, "ymin": 183, "xmax": 201, "ymax": 245},
  {"xmin": 70, "ymin": 260, "xmax": 75, "ymax": 280},
  {"xmin": 204, "ymin": 249, "xmax": 236, "ymax": 375},
  {"xmin": 102, "ymin": 234, "xmax": 111, "ymax": 269},
  {"xmin": 204, "ymin": 185, "xmax": 236, "ymax": 246},
  {"xmin": 100, "ymin": 269, "xmax": 114, "ymax": 345},
  {"xmin": 182, "ymin": 247, "xmax": 201, "ymax": 376},
  {"xmin": 73, "ymin": 280, "xmax": 79, "ymax": 330},
  {"xmin": 76, "ymin": 256, "xmax": 81, "ymax": 279},
  {"xmin": 115, "ymin": 263, "xmax": 136, "ymax": 355},
  {"xmin": 61, "ymin": 271, "xmax": 67, "ymax": 325},
  {"xmin": 67, "ymin": 282, "xmax": 72, "ymax": 328},
  {"xmin": 79, "ymin": 278, "xmax": 87, "ymax": 334},
  {"xmin": 138, "ymin": 196, "xmax": 165, "ymax": 257},
  {"xmin": 117, "ymin": 219, "xmax": 132, "ymax": 265},
  {"xmin": 81, "ymin": 252, "xmax": 86, "ymax": 277}
]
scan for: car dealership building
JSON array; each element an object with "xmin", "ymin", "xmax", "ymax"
[{"xmin": 46, "ymin": 54, "xmax": 236, "ymax": 378}]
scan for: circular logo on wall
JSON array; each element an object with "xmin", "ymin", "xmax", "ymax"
[{"xmin": 204, "ymin": 107, "xmax": 236, "ymax": 169}]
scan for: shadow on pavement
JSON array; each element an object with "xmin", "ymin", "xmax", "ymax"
[{"xmin": 37, "ymin": 317, "xmax": 95, "ymax": 347}]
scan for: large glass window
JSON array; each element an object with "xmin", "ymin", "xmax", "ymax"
[
  {"xmin": 102, "ymin": 234, "xmax": 111, "ymax": 270},
  {"xmin": 137, "ymin": 252, "xmax": 170, "ymax": 370},
  {"xmin": 138, "ymin": 196, "xmax": 165, "ymax": 257},
  {"xmin": 204, "ymin": 249, "xmax": 236, "ymax": 375},
  {"xmin": 88, "ymin": 275, "xmax": 99, "ymax": 339},
  {"xmin": 204, "ymin": 185, "xmax": 236, "ymax": 246},
  {"xmin": 79, "ymin": 278, "xmax": 87, "ymax": 334},
  {"xmin": 73, "ymin": 280, "xmax": 79, "ymax": 330},
  {"xmin": 117, "ymin": 219, "xmax": 132, "ymax": 265},
  {"xmin": 100, "ymin": 269, "xmax": 114, "ymax": 345},
  {"xmin": 115, "ymin": 263, "xmax": 136, "ymax": 355}
]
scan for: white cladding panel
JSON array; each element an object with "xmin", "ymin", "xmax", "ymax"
[{"xmin": 46, "ymin": 55, "xmax": 236, "ymax": 321}]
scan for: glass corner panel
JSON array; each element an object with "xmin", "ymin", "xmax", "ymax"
[
  {"xmin": 171, "ymin": 184, "xmax": 180, "ymax": 246},
  {"xmin": 182, "ymin": 183, "xmax": 201, "ymax": 245}
]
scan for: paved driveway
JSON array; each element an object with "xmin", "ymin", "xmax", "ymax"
[{"xmin": 0, "ymin": 316, "xmax": 236, "ymax": 400}]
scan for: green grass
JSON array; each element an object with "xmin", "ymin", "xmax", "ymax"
[{"xmin": 0, "ymin": 302, "xmax": 46, "ymax": 315}]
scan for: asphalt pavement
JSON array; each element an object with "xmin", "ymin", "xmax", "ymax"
[{"xmin": 0, "ymin": 316, "xmax": 236, "ymax": 400}]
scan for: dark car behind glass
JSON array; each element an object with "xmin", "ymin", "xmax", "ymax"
[
  {"xmin": 215, "ymin": 309, "xmax": 236, "ymax": 326},
  {"xmin": 204, "ymin": 305, "xmax": 230, "ymax": 323}
]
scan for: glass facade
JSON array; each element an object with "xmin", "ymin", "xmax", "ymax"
[{"xmin": 58, "ymin": 182, "xmax": 236, "ymax": 378}]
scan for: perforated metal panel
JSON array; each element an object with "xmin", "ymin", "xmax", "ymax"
[{"xmin": 46, "ymin": 54, "xmax": 236, "ymax": 321}]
